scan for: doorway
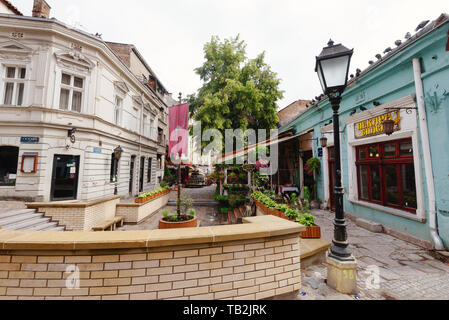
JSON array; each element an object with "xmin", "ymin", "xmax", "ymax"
[
  {"xmin": 139, "ymin": 156, "xmax": 145, "ymax": 193},
  {"xmin": 129, "ymin": 156, "xmax": 136, "ymax": 196},
  {"xmin": 51, "ymin": 155, "xmax": 80, "ymax": 201}
]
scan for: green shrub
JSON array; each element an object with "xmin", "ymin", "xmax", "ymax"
[
  {"xmin": 297, "ymin": 213, "xmax": 315, "ymax": 227},
  {"xmin": 285, "ymin": 208, "xmax": 300, "ymax": 220}
]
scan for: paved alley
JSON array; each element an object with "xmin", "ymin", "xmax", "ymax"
[{"xmin": 295, "ymin": 210, "xmax": 449, "ymax": 300}]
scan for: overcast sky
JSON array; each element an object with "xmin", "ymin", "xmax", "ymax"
[{"xmin": 12, "ymin": 0, "xmax": 449, "ymax": 109}]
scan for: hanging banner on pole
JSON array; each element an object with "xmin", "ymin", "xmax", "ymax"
[{"xmin": 169, "ymin": 103, "xmax": 189, "ymax": 161}]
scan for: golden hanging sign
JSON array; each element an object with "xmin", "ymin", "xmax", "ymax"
[{"xmin": 355, "ymin": 111, "xmax": 401, "ymax": 139}]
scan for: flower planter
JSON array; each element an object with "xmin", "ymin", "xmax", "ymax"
[
  {"xmin": 300, "ymin": 225, "xmax": 321, "ymax": 239},
  {"xmin": 158, "ymin": 216, "xmax": 198, "ymax": 229},
  {"xmin": 135, "ymin": 189, "xmax": 170, "ymax": 205}
]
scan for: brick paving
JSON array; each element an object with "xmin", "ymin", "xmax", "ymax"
[{"xmin": 295, "ymin": 209, "xmax": 449, "ymax": 300}]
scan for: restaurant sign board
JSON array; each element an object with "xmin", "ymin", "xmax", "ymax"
[{"xmin": 355, "ymin": 111, "xmax": 400, "ymax": 139}]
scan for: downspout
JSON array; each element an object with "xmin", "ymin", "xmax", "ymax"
[{"xmin": 412, "ymin": 58, "xmax": 445, "ymax": 250}]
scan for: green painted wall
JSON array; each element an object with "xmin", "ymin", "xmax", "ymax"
[{"xmin": 282, "ymin": 22, "xmax": 449, "ymax": 249}]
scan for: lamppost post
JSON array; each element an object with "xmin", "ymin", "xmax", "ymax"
[
  {"xmin": 315, "ymin": 39, "xmax": 357, "ymax": 294},
  {"xmin": 328, "ymin": 94, "xmax": 352, "ymax": 261},
  {"xmin": 177, "ymin": 93, "xmax": 182, "ymax": 216}
]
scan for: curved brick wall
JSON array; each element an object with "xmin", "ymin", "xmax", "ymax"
[{"xmin": 0, "ymin": 216, "xmax": 304, "ymax": 300}]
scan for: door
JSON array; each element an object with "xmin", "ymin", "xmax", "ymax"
[
  {"xmin": 51, "ymin": 155, "xmax": 80, "ymax": 201},
  {"xmin": 328, "ymin": 147, "xmax": 336, "ymax": 211},
  {"xmin": 139, "ymin": 156, "xmax": 145, "ymax": 193},
  {"xmin": 129, "ymin": 156, "xmax": 135, "ymax": 195}
]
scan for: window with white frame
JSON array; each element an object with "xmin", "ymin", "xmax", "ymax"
[
  {"xmin": 59, "ymin": 73, "xmax": 84, "ymax": 112},
  {"xmin": 143, "ymin": 114, "xmax": 151, "ymax": 137},
  {"xmin": 3, "ymin": 66, "xmax": 26, "ymax": 106},
  {"xmin": 114, "ymin": 96, "xmax": 123, "ymax": 126}
]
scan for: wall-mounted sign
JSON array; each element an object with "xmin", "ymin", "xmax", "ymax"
[
  {"xmin": 20, "ymin": 137, "xmax": 39, "ymax": 144},
  {"xmin": 21, "ymin": 153, "xmax": 38, "ymax": 174},
  {"xmin": 355, "ymin": 111, "xmax": 401, "ymax": 139},
  {"xmin": 93, "ymin": 147, "xmax": 102, "ymax": 154}
]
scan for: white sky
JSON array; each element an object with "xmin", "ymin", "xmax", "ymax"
[{"xmin": 12, "ymin": 0, "xmax": 449, "ymax": 110}]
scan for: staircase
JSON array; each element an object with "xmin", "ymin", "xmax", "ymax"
[
  {"xmin": 228, "ymin": 206, "xmax": 246, "ymax": 225},
  {"xmin": 0, "ymin": 209, "xmax": 65, "ymax": 231}
]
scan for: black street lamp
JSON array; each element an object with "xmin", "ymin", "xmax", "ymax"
[{"xmin": 316, "ymin": 39, "xmax": 354, "ymax": 262}]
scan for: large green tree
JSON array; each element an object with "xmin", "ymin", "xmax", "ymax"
[{"xmin": 188, "ymin": 35, "xmax": 283, "ymax": 141}]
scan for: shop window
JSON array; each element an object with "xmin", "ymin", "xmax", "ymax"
[
  {"xmin": 59, "ymin": 73, "xmax": 84, "ymax": 112},
  {"xmin": 3, "ymin": 66, "xmax": 26, "ymax": 106},
  {"xmin": 399, "ymin": 141, "xmax": 413, "ymax": 157},
  {"xmin": 356, "ymin": 138, "xmax": 417, "ymax": 213},
  {"xmin": 383, "ymin": 143, "xmax": 396, "ymax": 158},
  {"xmin": 0, "ymin": 146, "xmax": 19, "ymax": 186}
]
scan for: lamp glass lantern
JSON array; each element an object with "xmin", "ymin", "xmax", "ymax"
[
  {"xmin": 383, "ymin": 119, "xmax": 395, "ymax": 136},
  {"xmin": 315, "ymin": 40, "xmax": 354, "ymax": 95},
  {"xmin": 320, "ymin": 137, "xmax": 328, "ymax": 148},
  {"xmin": 114, "ymin": 146, "xmax": 124, "ymax": 160}
]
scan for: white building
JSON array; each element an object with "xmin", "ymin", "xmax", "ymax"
[{"xmin": 0, "ymin": 2, "xmax": 176, "ymax": 202}]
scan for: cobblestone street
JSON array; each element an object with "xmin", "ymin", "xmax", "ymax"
[{"xmin": 296, "ymin": 210, "xmax": 449, "ymax": 300}]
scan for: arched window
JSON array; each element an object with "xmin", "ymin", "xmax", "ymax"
[{"xmin": 0, "ymin": 146, "xmax": 19, "ymax": 186}]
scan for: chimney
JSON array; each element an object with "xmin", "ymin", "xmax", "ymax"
[{"xmin": 32, "ymin": 0, "xmax": 51, "ymax": 19}]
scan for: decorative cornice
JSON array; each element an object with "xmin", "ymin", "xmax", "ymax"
[
  {"xmin": 0, "ymin": 15, "xmax": 170, "ymax": 109},
  {"xmin": 132, "ymin": 95, "xmax": 143, "ymax": 106},
  {"xmin": 344, "ymin": 95, "xmax": 416, "ymax": 125},
  {"xmin": 114, "ymin": 81, "xmax": 129, "ymax": 95},
  {"xmin": 55, "ymin": 50, "xmax": 95, "ymax": 71}
]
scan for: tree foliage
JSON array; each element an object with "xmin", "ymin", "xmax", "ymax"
[{"xmin": 188, "ymin": 35, "xmax": 284, "ymax": 143}]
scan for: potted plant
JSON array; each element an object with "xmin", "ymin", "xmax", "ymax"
[
  {"xmin": 159, "ymin": 193, "xmax": 197, "ymax": 229},
  {"xmin": 305, "ymin": 157, "xmax": 322, "ymax": 209}
]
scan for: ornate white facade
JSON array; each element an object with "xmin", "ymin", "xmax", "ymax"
[{"xmin": 0, "ymin": 13, "xmax": 175, "ymax": 202}]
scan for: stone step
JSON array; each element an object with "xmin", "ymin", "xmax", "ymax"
[
  {"xmin": 1, "ymin": 217, "xmax": 51, "ymax": 231},
  {"xmin": 48, "ymin": 227, "xmax": 66, "ymax": 232},
  {"xmin": 23, "ymin": 221, "xmax": 59, "ymax": 231},
  {"xmin": 0, "ymin": 208, "xmax": 65, "ymax": 231},
  {"xmin": 0, "ymin": 213, "xmax": 43, "ymax": 227},
  {"xmin": 0, "ymin": 209, "xmax": 37, "ymax": 219}
]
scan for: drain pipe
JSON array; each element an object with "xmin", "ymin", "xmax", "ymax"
[{"xmin": 412, "ymin": 58, "xmax": 445, "ymax": 250}]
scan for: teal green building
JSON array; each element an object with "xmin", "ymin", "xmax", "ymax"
[{"xmin": 281, "ymin": 14, "xmax": 449, "ymax": 250}]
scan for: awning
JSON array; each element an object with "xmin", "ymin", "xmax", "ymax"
[{"xmin": 216, "ymin": 131, "xmax": 310, "ymax": 164}]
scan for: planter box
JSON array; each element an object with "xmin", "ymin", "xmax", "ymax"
[
  {"xmin": 159, "ymin": 216, "xmax": 198, "ymax": 229},
  {"xmin": 300, "ymin": 225, "xmax": 321, "ymax": 239},
  {"xmin": 134, "ymin": 190, "xmax": 170, "ymax": 204},
  {"xmin": 118, "ymin": 192, "xmax": 170, "ymax": 224}
]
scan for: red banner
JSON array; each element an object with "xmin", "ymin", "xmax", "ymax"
[{"xmin": 169, "ymin": 103, "xmax": 189, "ymax": 159}]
